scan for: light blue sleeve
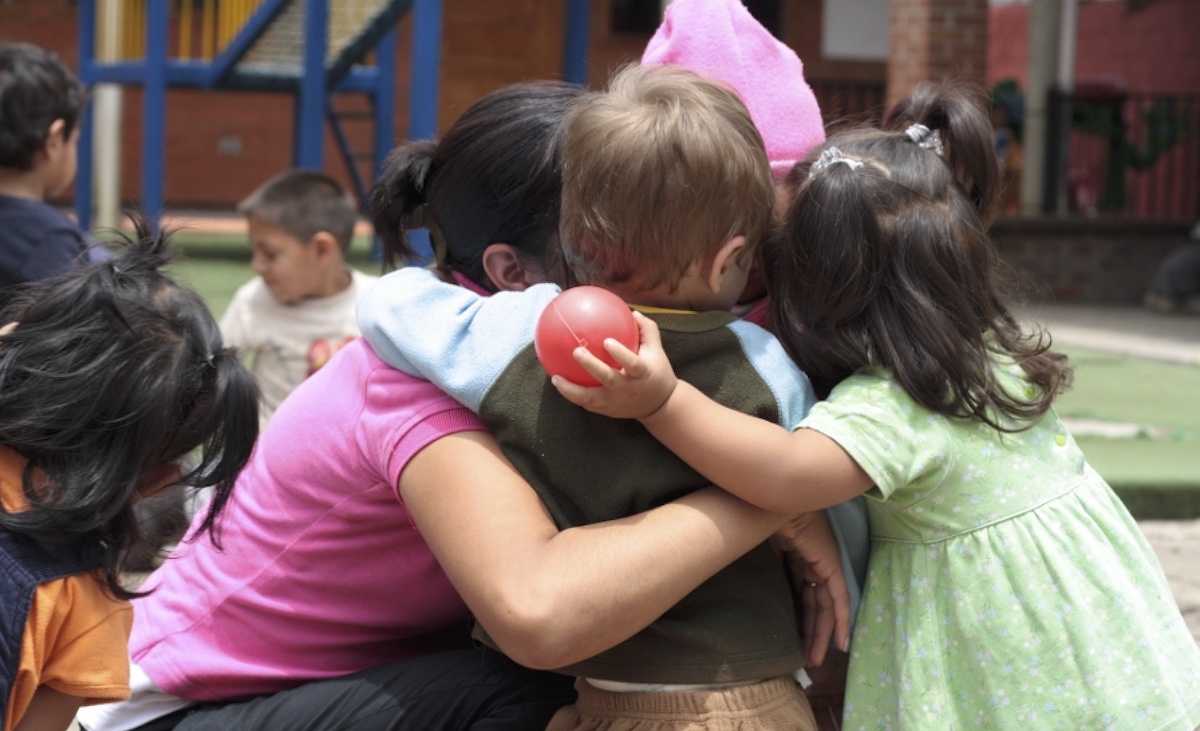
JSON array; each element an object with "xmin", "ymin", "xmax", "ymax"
[
  {"xmin": 356, "ymin": 267, "xmax": 562, "ymax": 412},
  {"xmin": 728, "ymin": 320, "xmax": 871, "ymax": 632}
]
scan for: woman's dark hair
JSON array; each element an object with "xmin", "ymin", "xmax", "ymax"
[
  {"xmin": 0, "ymin": 216, "xmax": 259, "ymax": 599},
  {"xmin": 370, "ymin": 81, "xmax": 590, "ymax": 290},
  {"xmin": 0, "ymin": 41, "xmax": 87, "ymax": 171},
  {"xmin": 766, "ymin": 80, "xmax": 1071, "ymax": 430}
]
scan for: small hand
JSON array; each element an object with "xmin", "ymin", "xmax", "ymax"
[
  {"xmin": 773, "ymin": 511, "xmax": 851, "ymax": 666},
  {"xmin": 551, "ymin": 312, "xmax": 679, "ymax": 420}
]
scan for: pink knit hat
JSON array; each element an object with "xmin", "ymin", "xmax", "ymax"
[{"xmin": 641, "ymin": 0, "xmax": 825, "ymax": 179}]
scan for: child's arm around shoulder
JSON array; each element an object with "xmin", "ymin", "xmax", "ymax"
[
  {"xmin": 554, "ymin": 312, "xmax": 873, "ymax": 514},
  {"xmin": 356, "ymin": 267, "xmax": 561, "ymax": 411}
]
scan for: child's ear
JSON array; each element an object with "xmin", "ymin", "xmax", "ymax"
[
  {"xmin": 41, "ymin": 119, "xmax": 68, "ymax": 157},
  {"xmin": 705, "ymin": 235, "xmax": 749, "ymax": 293},
  {"xmin": 310, "ymin": 232, "xmax": 341, "ymax": 265},
  {"xmin": 482, "ymin": 243, "xmax": 538, "ymax": 292}
]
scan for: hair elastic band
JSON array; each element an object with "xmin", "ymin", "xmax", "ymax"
[
  {"xmin": 905, "ymin": 123, "xmax": 944, "ymax": 157},
  {"xmin": 809, "ymin": 146, "xmax": 865, "ymax": 179}
]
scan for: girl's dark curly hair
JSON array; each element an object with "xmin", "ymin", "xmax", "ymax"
[
  {"xmin": 0, "ymin": 215, "xmax": 259, "ymax": 599},
  {"xmin": 766, "ymin": 81, "xmax": 1071, "ymax": 431}
]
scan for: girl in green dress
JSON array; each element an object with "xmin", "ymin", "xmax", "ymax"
[{"xmin": 552, "ymin": 80, "xmax": 1200, "ymax": 730}]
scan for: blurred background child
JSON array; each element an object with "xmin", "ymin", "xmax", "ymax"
[
  {"xmin": 0, "ymin": 41, "xmax": 106, "ymax": 311},
  {"xmin": 0, "ymin": 219, "xmax": 258, "ymax": 731},
  {"xmin": 220, "ymin": 169, "xmax": 377, "ymax": 428}
]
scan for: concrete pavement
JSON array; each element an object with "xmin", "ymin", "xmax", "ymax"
[
  {"xmin": 1017, "ymin": 301, "xmax": 1200, "ymax": 366},
  {"xmin": 1141, "ymin": 519, "xmax": 1200, "ymax": 644}
]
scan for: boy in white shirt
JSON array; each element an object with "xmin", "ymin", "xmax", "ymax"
[{"xmin": 221, "ymin": 169, "xmax": 377, "ymax": 428}]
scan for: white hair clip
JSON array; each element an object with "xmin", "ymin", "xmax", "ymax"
[
  {"xmin": 905, "ymin": 123, "xmax": 944, "ymax": 157},
  {"xmin": 809, "ymin": 146, "xmax": 865, "ymax": 179}
]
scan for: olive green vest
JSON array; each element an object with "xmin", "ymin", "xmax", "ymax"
[{"xmin": 472, "ymin": 310, "xmax": 805, "ymax": 684}]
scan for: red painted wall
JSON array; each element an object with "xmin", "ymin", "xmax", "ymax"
[{"xmin": 988, "ymin": 0, "xmax": 1200, "ymax": 96}]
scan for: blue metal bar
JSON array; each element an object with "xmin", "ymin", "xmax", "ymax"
[
  {"xmin": 373, "ymin": 28, "xmax": 397, "ymax": 178},
  {"xmin": 75, "ymin": 0, "xmax": 97, "ymax": 230},
  {"xmin": 326, "ymin": 101, "xmax": 367, "ymax": 204},
  {"xmin": 208, "ymin": 0, "xmax": 292, "ymax": 88},
  {"xmin": 563, "ymin": 0, "xmax": 591, "ymax": 85},
  {"xmin": 334, "ymin": 68, "xmax": 382, "ymax": 93},
  {"xmin": 369, "ymin": 27, "xmax": 398, "ymax": 263},
  {"xmin": 77, "ymin": 0, "xmax": 97, "ymax": 83},
  {"xmin": 74, "ymin": 101, "xmax": 94, "ymax": 232},
  {"xmin": 142, "ymin": 0, "xmax": 169, "ymax": 225},
  {"xmin": 404, "ymin": 0, "xmax": 441, "ymax": 263},
  {"xmin": 85, "ymin": 63, "xmax": 385, "ymax": 92},
  {"xmin": 409, "ymin": 0, "xmax": 441, "ymax": 140},
  {"xmin": 294, "ymin": 0, "xmax": 328, "ymax": 169}
]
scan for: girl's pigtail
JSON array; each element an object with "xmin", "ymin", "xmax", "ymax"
[
  {"xmin": 369, "ymin": 140, "xmax": 438, "ymax": 271},
  {"xmin": 885, "ymin": 81, "xmax": 1000, "ymax": 224}
]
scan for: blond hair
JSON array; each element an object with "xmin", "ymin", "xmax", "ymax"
[{"xmin": 561, "ymin": 63, "xmax": 772, "ymax": 291}]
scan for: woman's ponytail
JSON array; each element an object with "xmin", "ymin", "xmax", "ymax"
[{"xmin": 369, "ymin": 139, "xmax": 438, "ymax": 270}]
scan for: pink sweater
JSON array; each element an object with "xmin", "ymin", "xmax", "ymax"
[{"xmin": 130, "ymin": 339, "xmax": 486, "ymax": 700}]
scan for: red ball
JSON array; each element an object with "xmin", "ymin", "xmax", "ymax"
[{"xmin": 535, "ymin": 286, "xmax": 639, "ymax": 387}]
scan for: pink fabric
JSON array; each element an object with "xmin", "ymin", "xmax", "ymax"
[
  {"xmin": 452, "ymin": 270, "xmax": 492, "ymax": 296},
  {"xmin": 130, "ymin": 339, "xmax": 486, "ymax": 701},
  {"xmin": 736, "ymin": 296, "xmax": 770, "ymax": 328},
  {"xmin": 641, "ymin": 0, "xmax": 825, "ymax": 179}
]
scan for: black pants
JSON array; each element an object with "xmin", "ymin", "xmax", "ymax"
[{"xmin": 100, "ymin": 646, "xmax": 576, "ymax": 731}]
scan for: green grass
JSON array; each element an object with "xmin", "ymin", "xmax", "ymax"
[{"xmin": 1054, "ymin": 347, "xmax": 1200, "ymax": 518}]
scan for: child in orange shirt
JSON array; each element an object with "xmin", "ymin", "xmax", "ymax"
[{"xmin": 0, "ymin": 217, "xmax": 258, "ymax": 731}]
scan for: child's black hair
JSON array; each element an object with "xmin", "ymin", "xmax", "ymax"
[
  {"xmin": 0, "ymin": 41, "xmax": 86, "ymax": 171},
  {"xmin": 370, "ymin": 81, "xmax": 589, "ymax": 289},
  {"xmin": 0, "ymin": 216, "xmax": 260, "ymax": 599},
  {"xmin": 766, "ymin": 80, "xmax": 1071, "ymax": 430}
]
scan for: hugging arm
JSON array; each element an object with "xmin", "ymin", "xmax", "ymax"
[
  {"xmin": 400, "ymin": 429, "xmax": 802, "ymax": 670},
  {"xmin": 554, "ymin": 312, "xmax": 874, "ymax": 517},
  {"xmin": 357, "ymin": 267, "xmax": 560, "ymax": 411},
  {"xmin": 774, "ymin": 510, "xmax": 853, "ymax": 661}
]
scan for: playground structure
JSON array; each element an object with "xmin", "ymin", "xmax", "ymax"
[{"xmin": 73, "ymin": 0, "xmax": 592, "ymax": 231}]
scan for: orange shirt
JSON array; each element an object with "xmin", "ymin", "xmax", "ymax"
[{"xmin": 1, "ymin": 446, "xmax": 132, "ymax": 731}]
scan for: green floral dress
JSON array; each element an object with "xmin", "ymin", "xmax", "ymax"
[{"xmin": 800, "ymin": 366, "xmax": 1200, "ymax": 730}]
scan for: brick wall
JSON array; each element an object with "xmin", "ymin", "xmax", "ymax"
[
  {"xmin": 987, "ymin": 0, "xmax": 1200, "ymax": 96},
  {"xmin": 887, "ymin": 0, "xmax": 988, "ymax": 106},
  {"xmin": 3, "ymin": 0, "xmax": 587, "ymax": 209},
  {"xmin": 993, "ymin": 218, "xmax": 1192, "ymax": 304}
]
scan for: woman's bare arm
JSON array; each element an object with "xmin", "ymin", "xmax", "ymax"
[{"xmin": 400, "ymin": 429, "xmax": 798, "ymax": 670}]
